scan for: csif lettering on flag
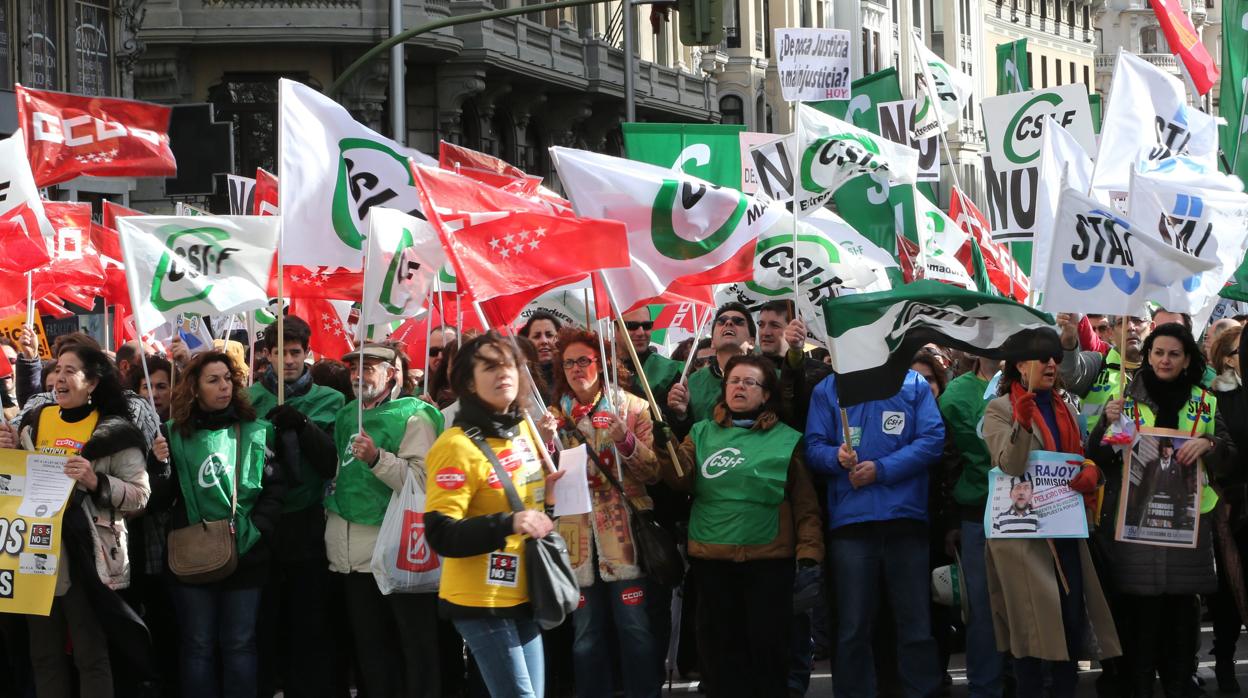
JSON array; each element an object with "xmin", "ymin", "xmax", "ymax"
[
  {"xmin": 913, "ymin": 193, "xmax": 977, "ymax": 290},
  {"xmin": 362, "ymin": 207, "xmax": 446, "ymax": 322},
  {"xmin": 911, "ymin": 39, "xmax": 974, "ymax": 140},
  {"xmin": 117, "ymin": 215, "xmax": 279, "ymax": 334},
  {"xmin": 1039, "ymin": 187, "xmax": 1217, "ymax": 316},
  {"xmin": 16, "ymin": 85, "xmax": 176, "ymax": 188},
  {"xmin": 278, "ymin": 79, "xmax": 435, "ymax": 269}
]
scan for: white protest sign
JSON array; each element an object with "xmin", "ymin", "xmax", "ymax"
[
  {"xmin": 774, "ymin": 28, "xmax": 852, "ymax": 102},
  {"xmin": 981, "ymin": 84, "xmax": 1096, "ymax": 242},
  {"xmin": 877, "ymin": 99, "xmax": 939, "ymax": 182},
  {"xmin": 740, "ymin": 132, "xmax": 785, "ymax": 194}
]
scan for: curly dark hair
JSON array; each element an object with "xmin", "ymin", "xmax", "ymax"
[
  {"xmin": 1139, "ymin": 322, "xmax": 1206, "ymax": 388},
  {"xmin": 55, "ymin": 345, "xmax": 129, "ymax": 420},
  {"xmin": 551, "ymin": 328, "xmax": 613, "ymax": 402},
  {"xmin": 170, "ymin": 351, "xmax": 257, "ymax": 435}
]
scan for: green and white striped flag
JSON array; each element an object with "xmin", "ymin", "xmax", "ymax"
[{"xmin": 820, "ymin": 280, "xmax": 1056, "ymax": 404}]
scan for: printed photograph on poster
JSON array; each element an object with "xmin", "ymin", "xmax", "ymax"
[
  {"xmin": 1116, "ymin": 427, "xmax": 1202, "ymax": 548},
  {"xmin": 984, "ymin": 451, "xmax": 1089, "ymax": 539}
]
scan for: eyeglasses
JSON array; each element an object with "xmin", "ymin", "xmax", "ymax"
[
  {"xmin": 726, "ymin": 377, "xmax": 762, "ymax": 388},
  {"xmin": 562, "ymin": 357, "xmax": 597, "ymax": 369},
  {"xmin": 715, "ymin": 316, "xmax": 747, "ymax": 327},
  {"xmin": 624, "ymin": 321, "xmax": 654, "ymax": 331}
]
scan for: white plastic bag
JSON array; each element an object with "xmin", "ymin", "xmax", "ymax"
[{"xmin": 371, "ymin": 471, "xmax": 442, "ymax": 594}]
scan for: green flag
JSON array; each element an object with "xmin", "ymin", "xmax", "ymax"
[
  {"xmin": 1221, "ymin": 0, "xmax": 1248, "ymax": 176},
  {"xmin": 995, "ymin": 40, "xmax": 1030, "ymax": 95},
  {"xmin": 622, "ymin": 123, "xmax": 747, "ymax": 188},
  {"xmin": 1089, "ymin": 93, "xmax": 1103, "ymax": 135}
]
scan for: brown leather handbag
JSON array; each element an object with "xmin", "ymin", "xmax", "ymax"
[{"xmin": 167, "ymin": 426, "xmax": 242, "ymax": 584}]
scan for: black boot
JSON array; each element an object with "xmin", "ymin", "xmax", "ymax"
[{"xmin": 1217, "ymin": 658, "xmax": 1241, "ymax": 695}]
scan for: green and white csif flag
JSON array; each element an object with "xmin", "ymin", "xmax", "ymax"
[
  {"xmin": 117, "ymin": 215, "xmax": 279, "ymax": 334},
  {"xmin": 749, "ymin": 104, "xmax": 920, "ymax": 217},
  {"xmin": 278, "ymin": 79, "xmax": 436, "ymax": 270},
  {"xmin": 622, "ymin": 123, "xmax": 747, "ymax": 189},
  {"xmin": 821, "ymin": 280, "xmax": 1057, "ymax": 405},
  {"xmin": 913, "ymin": 194, "xmax": 976, "ymax": 290},
  {"xmin": 912, "ymin": 37, "xmax": 974, "ymax": 139},
  {"xmin": 995, "ymin": 39, "xmax": 1031, "ymax": 95},
  {"xmin": 362, "ymin": 207, "xmax": 446, "ymax": 323},
  {"xmin": 1220, "ymin": 0, "xmax": 1248, "ymax": 177}
]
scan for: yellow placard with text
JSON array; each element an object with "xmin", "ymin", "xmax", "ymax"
[
  {"xmin": 0, "ymin": 314, "xmax": 52, "ymax": 360},
  {"xmin": 0, "ymin": 448, "xmax": 73, "ymax": 616}
]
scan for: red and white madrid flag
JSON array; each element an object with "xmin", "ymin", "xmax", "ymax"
[{"xmin": 15, "ymin": 85, "xmax": 178, "ymax": 187}]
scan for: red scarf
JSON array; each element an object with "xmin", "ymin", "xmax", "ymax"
[{"xmin": 1009, "ymin": 382, "xmax": 1083, "ymax": 455}]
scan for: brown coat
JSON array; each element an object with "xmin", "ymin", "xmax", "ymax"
[
  {"xmin": 981, "ymin": 396, "xmax": 1121, "ymax": 661},
  {"xmin": 659, "ymin": 406, "xmax": 824, "ymax": 564}
]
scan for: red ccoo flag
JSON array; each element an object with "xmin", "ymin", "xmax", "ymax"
[
  {"xmin": 16, "ymin": 85, "xmax": 177, "ymax": 187},
  {"xmin": 1148, "ymin": 0, "xmax": 1219, "ymax": 95}
]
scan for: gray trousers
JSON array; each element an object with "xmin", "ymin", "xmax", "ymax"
[{"xmin": 28, "ymin": 580, "xmax": 113, "ymax": 698}]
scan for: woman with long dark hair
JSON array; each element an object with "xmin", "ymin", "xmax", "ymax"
[
  {"xmin": 520, "ymin": 312, "xmax": 562, "ymax": 403},
  {"xmin": 147, "ymin": 351, "xmax": 285, "ymax": 698},
  {"xmin": 0, "ymin": 344, "xmax": 151, "ymax": 698},
  {"xmin": 1088, "ymin": 323, "xmax": 1234, "ymax": 697}
]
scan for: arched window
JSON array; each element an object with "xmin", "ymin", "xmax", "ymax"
[
  {"xmin": 720, "ymin": 95, "xmax": 745, "ymax": 125},
  {"xmin": 1140, "ymin": 26, "xmax": 1161, "ymax": 53}
]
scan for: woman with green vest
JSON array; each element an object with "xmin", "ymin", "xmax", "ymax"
[
  {"xmin": 659, "ymin": 354, "xmax": 823, "ymax": 698},
  {"xmin": 148, "ymin": 350, "xmax": 286, "ymax": 698},
  {"xmin": 1088, "ymin": 322, "xmax": 1235, "ymax": 698}
]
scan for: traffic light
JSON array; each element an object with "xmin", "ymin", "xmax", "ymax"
[{"xmin": 677, "ymin": 0, "xmax": 723, "ymax": 46}]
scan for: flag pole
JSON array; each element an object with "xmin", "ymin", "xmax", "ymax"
[
  {"xmin": 421, "ymin": 285, "xmax": 436, "ymax": 397},
  {"xmin": 117, "ymin": 227, "xmax": 162, "ymax": 424},
  {"xmin": 276, "ymin": 84, "xmax": 287, "ymax": 407},
  {"xmin": 357, "ymin": 246, "xmax": 371, "ymax": 437},
  {"xmin": 679, "ymin": 305, "xmax": 713, "ymax": 384},
  {"xmin": 793, "ymin": 101, "xmax": 804, "ymax": 304},
  {"xmin": 25, "ymin": 272, "xmax": 34, "ymax": 327},
  {"xmin": 1233, "ymin": 88, "xmax": 1248, "ymax": 177},
  {"xmin": 597, "ymin": 272, "xmax": 685, "ymax": 477},
  {"xmin": 247, "ymin": 312, "xmax": 257, "ymax": 387},
  {"xmin": 102, "ymin": 303, "xmax": 111, "ymax": 352}
]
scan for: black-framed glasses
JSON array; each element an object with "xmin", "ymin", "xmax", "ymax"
[
  {"xmin": 428, "ymin": 346, "xmax": 443, "ymax": 357},
  {"xmin": 562, "ymin": 357, "xmax": 597, "ymax": 369},
  {"xmin": 624, "ymin": 321, "xmax": 654, "ymax": 331},
  {"xmin": 715, "ymin": 316, "xmax": 747, "ymax": 327},
  {"xmin": 726, "ymin": 377, "xmax": 762, "ymax": 388}
]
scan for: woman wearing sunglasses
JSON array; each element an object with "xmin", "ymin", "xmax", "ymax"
[
  {"xmin": 548, "ymin": 328, "xmax": 661, "ymax": 698},
  {"xmin": 659, "ymin": 354, "xmax": 822, "ymax": 697}
]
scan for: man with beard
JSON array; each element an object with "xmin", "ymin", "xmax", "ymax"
[
  {"xmin": 1058, "ymin": 313, "xmax": 1152, "ymax": 430},
  {"xmin": 666, "ymin": 302, "xmax": 755, "ymax": 435},
  {"xmin": 326, "ymin": 342, "xmax": 445, "ymax": 698}
]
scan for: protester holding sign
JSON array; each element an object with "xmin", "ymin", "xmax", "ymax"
[
  {"xmin": 980, "ymin": 354, "xmax": 1119, "ymax": 698},
  {"xmin": 658, "ymin": 354, "xmax": 821, "ymax": 697},
  {"xmin": 1057, "ymin": 313, "xmax": 1151, "ymax": 430},
  {"xmin": 548, "ymin": 328, "xmax": 662, "ymax": 698},
  {"xmin": 1086, "ymin": 324, "xmax": 1233, "ymax": 697},
  {"xmin": 146, "ymin": 351, "xmax": 285, "ymax": 698},
  {"xmin": 0, "ymin": 344, "xmax": 151, "ymax": 698}
]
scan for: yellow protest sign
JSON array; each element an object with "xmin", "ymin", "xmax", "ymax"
[
  {"xmin": 0, "ymin": 448, "xmax": 73, "ymax": 616},
  {"xmin": 0, "ymin": 314, "xmax": 52, "ymax": 360}
]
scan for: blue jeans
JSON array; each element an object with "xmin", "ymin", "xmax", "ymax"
[
  {"xmin": 572, "ymin": 578, "xmax": 660, "ymax": 698},
  {"xmin": 961, "ymin": 520, "xmax": 1005, "ymax": 698},
  {"xmin": 831, "ymin": 520, "xmax": 940, "ymax": 698},
  {"xmin": 454, "ymin": 616, "xmax": 544, "ymax": 698},
  {"xmin": 169, "ymin": 582, "xmax": 262, "ymax": 698}
]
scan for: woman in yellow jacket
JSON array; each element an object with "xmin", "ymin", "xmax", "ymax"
[{"xmin": 425, "ymin": 332, "xmax": 559, "ymax": 698}]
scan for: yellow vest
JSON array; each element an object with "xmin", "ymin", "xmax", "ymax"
[{"xmin": 36, "ymin": 407, "xmax": 99, "ymax": 456}]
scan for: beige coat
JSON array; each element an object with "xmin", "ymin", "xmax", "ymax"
[{"xmin": 982, "ymin": 396, "xmax": 1121, "ymax": 661}]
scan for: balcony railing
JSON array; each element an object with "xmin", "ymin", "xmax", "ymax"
[{"xmin": 1096, "ymin": 52, "xmax": 1178, "ymax": 70}]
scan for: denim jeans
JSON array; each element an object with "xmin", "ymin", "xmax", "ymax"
[
  {"xmin": 453, "ymin": 616, "xmax": 544, "ymax": 698},
  {"xmin": 169, "ymin": 582, "xmax": 263, "ymax": 698},
  {"xmin": 961, "ymin": 520, "xmax": 1005, "ymax": 698},
  {"xmin": 572, "ymin": 578, "xmax": 660, "ymax": 698},
  {"xmin": 830, "ymin": 520, "xmax": 940, "ymax": 698}
]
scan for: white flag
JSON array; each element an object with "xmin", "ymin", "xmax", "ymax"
[
  {"xmin": 1091, "ymin": 51, "xmax": 1221, "ymax": 200},
  {"xmin": 1039, "ymin": 188, "xmax": 1217, "ymax": 316},
  {"xmin": 914, "ymin": 195, "xmax": 976, "ymax": 290},
  {"xmin": 805, "ymin": 209, "xmax": 897, "ymax": 292},
  {"xmin": 1128, "ymin": 168, "xmax": 1248, "ymax": 320},
  {"xmin": 118, "ymin": 215, "xmax": 280, "ymax": 334},
  {"xmin": 1032, "ymin": 116, "xmax": 1094, "ymax": 293},
  {"xmin": 0, "ymin": 133, "xmax": 55, "ymax": 242},
  {"xmin": 278, "ymin": 79, "xmax": 436, "ymax": 269},
  {"xmin": 362, "ymin": 208, "xmax": 446, "ymax": 323},
  {"xmin": 912, "ymin": 38, "xmax": 974, "ymax": 139}
]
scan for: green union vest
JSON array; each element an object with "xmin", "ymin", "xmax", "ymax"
[
  {"xmin": 688, "ymin": 420, "xmax": 802, "ymax": 546},
  {"xmin": 1083, "ymin": 348, "xmax": 1128, "ymax": 430},
  {"xmin": 1126, "ymin": 385, "xmax": 1219, "ymax": 514},
  {"xmin": 687, "ymin": 367, "xmax": 723, "ymax": 424},
  {"xmin": 632, "ymin": 351, "xmax": 682, "ymax": 403},
  {"xmin": 248, "ymin": 381, "xmax": 346, "ymax": 513},
  {"xmin": 168, "ymin": 419, "xmax": 273, "ymax": 556},
  {"xmin": 326, "ymin": 397, "xmax": 444, "ymax": 526}
]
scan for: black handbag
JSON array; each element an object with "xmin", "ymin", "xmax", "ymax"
[
  {"xmin": 562, "ymin": 428, "xmax": 686, "ymax": 587},
  {"xmin": 466, "ymin": 429, "xmax": 579, "ymax": 630}
]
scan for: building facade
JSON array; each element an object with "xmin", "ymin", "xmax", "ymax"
[{"xmin": 1093, "ymin": 0, "xmax": 1213, "ymax": 104}]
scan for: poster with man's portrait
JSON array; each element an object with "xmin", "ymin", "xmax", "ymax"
[
  {"xmin": 1116, "ymin": 427, "xmax": 1202, "ymax": 548},
  {"xmin": 984, "ymin": 451, "xmax": 1089, "ymax": 539}
]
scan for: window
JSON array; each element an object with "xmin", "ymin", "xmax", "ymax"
[
  {"xmin": 1082, "ymin": 5, "xmax": 1089, "ymax": 28},
  {"xmin": 725, "ymin": 0, "xmax": 740, "ymax": 48},
  {"xmin": 208, "ymin": 73, "xmax": 306, "ymax": 176},
  {"xmin": 720, "ymin": 95, "xmax": 745, "ymax": 125},
  {"xmin": 1069, "ymin": 61, "xmax": 1075, "ymax": 85},
  {"xmin": 70, "ymin": 0, "xmax": 112, "ymax": 95},
  {"xmin": 1041, "ymin": 54, "xmax": 1047, "ymax": 87},
  {"xmin": 21, "ymin": 0, "xmax": 59, "ymax": 89},
  {"xmin": 1027, "ymin": 50, "xmax": 1034, "ymax": 86},
  {"xmin": 1040, "ymin": 0, "xmax": 1046, "ymax": 23},
  {"xmin": 912, "ymin": 0, "xmax": 923, "ymax": 30},
  {"xmin": 1141, "ymin": 26, "xmax": 1160, "ymax": 53},
  {"xmin": 1083, "ymin": 64, "xmax": 1090, "ymax": 87},
  {"xmin": 0, "ymin": 4, "xmax": 11, "ymax": 88},
  {"xmin": 1056, "ymin": 58, "xmax": 1063, "ymax": 84},
  {"xmin": 862, "ymin": 27, "xmax": 873, "ymax": 73}
]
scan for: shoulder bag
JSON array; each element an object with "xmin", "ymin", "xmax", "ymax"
[{"xmin": 167, "ymin": 425, "xmax": 243, "ymax": 584}]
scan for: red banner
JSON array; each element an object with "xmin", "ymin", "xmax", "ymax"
[
  {"xmin": 16, "ymin": 86, "xmax": 177, "ymax": 187},
  {"xmin": 1148, "ymin": 0, "xmax": 1219, "ymax": 95}
]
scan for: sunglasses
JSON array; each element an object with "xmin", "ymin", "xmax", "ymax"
[
  {"xmin": 624, "ymin": 321, "xmax": 654, "ymax": 331},
  {"xmin": 692, "ymin": 356, "xmax": 714, "ymax": 367},
  {"xmin": 428, "ymin": 347, "xmax": 442, "ymax": 358},
  {"xmin": 715, "ymin": 316, "xmax": 747, "ymax": 327}
]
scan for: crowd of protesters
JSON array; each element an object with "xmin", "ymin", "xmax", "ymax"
[{"xmin": 1, "ymin": 303, "xmax": 1247, "ymax": 698}]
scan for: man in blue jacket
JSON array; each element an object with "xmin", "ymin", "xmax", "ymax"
[{"xmin": 806, "ymin": 370, "xmax": 945, "ymax": 698}]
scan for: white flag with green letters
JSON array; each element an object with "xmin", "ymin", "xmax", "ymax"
[{"xmin": 362, "ymin": 207, "xmax": 446, "ymax": 323}]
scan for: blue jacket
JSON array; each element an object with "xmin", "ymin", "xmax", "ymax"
[{"xmin": 805, "ymin": 370, "xmax": 945, "ymax": 530}]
